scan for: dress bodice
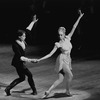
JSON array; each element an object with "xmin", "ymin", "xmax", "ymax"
[{"xmin": 55, "ymin": 36, "xmax": 72, "ymax": 54}]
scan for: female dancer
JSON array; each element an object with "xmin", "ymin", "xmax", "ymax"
[
  {"xmin": 5, "ymin": 15, "xmax": 38, "ymax": 96},
  {"xmin": 32, "ymin": 10, "xmax": 84, "ymax": 98}
]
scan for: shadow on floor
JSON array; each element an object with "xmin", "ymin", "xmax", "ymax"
[
  {"xmin": 12, "ymin": 88, "xmax": 31, "ymax": 94},
  {"xmin": 44, "ymin": 92, "xmax": 75, "ymax": 99}
]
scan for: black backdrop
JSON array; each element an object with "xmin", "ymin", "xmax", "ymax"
[{"xmin": 0, "ymin": 0, "xmax": 100, "ymax": 58}]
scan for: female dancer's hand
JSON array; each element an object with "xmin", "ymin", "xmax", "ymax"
[
  {"xmin": 31, "ymin": 59, "xmax": 39, "ymax": 63},
  {"xmin": 78, "ymin": 9, "xmax": 84, "ymax": 18}
]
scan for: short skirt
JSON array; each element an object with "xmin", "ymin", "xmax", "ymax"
[{"xmin": 55, "ymin": 53, "xmax": 72, "ymax": 73}]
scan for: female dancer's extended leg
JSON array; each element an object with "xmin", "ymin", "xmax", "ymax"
[{"xmin": 43, "ymin": 72, "xmax": 64, "ymax": 98}]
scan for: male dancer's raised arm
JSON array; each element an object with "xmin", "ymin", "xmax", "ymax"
[{"xmin": 26, "ymin": 14, "xmax": 38, "ymax": 31}]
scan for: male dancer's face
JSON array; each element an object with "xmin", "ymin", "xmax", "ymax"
[{"xmin": 19, "ymin": 33, "xmax": 26, "ymax": 41}]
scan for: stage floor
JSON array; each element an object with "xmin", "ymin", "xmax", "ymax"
[{"xmin": 0, "ymin": 45, "xmax": 100, "ymax": 100}]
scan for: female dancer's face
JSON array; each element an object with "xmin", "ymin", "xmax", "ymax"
[
  {"xmin": 58, "ymin": 30, "xmax": 65, "ymax": 40},
  {"xmin": 19, "ymin": 33, "xmax": 26, "ymax": 41}
]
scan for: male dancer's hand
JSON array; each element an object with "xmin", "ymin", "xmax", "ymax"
[{"xmin": 33, "ymin": 15, "xmax": 38, "ymax": 23}]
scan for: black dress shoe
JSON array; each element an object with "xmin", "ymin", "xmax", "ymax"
[
  {"xmin": 5, "ymin": 88, "xmax": 11, "ymax": 96},
  {"xmin": 31, "ymin": 91, "xmax": 37, "ymax": 95}
]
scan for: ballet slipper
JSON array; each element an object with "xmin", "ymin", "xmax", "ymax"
[
  {"xmin": 42, "ymin": 91, "xmax": 49, "ymax": 98},
  {"xmin": 65, "ymin": 91, "xmax": 72, "ymax": 97}
]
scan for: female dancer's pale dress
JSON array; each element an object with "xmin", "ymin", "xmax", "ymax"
[{"xmin": 55, "ymin": 36, "xmax": 72, "ymax": 73}]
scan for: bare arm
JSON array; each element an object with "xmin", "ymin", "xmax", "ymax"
[
  {"xmin": 68, "ymin": 10, "xmax": 84, "ymax": 38},
  {"xmin": 20, "ymin": 56, "xmax": 31, "ymax": 62},
  {"xmin": 31, "ymin": 46, "xmax": 58, "ymax": 62},
  {"xmin": 26, "ymin": 14, "xmax": 38, "ymax": 31}
]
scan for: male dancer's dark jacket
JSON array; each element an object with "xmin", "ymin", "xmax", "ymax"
[{"xmin": 11, "ymin": 41, "xmax": 25, "ymax": 68}]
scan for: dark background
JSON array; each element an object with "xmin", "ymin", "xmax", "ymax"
[{"xmin": 0, "ymin": 0, "xmax": 100, "ymax": 59}]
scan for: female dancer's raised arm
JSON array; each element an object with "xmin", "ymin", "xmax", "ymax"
[{"xmin": 68, "ymin": 10, "xmax": 84, "ymax": 38}]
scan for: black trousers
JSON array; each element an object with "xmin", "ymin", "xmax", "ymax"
[{"xmin": 7, "ymin": 64, "xmax": 36, "ymax": 92}]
